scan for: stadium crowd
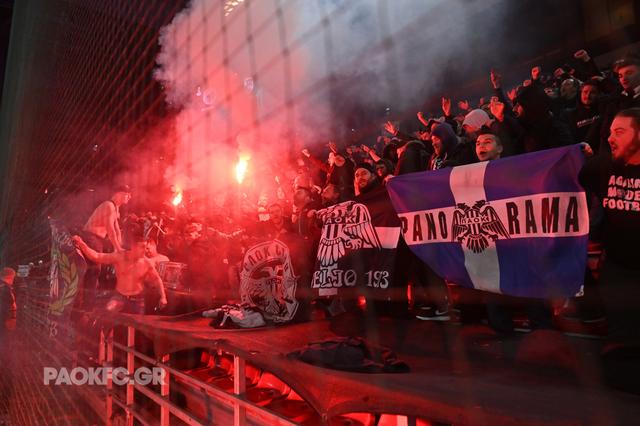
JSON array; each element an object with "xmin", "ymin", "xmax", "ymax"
[{"xmin": 6, "ymin": 47, "xmax": 638, "ymax": 393}]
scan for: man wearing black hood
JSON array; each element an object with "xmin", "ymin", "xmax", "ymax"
[
  {"xmin": 428, "ymin": 122, "xmax": 476, "ymax": 170},
  {"xmin": 394, "ymin": 139, "xmax": 431, "ymax": 175},
  {"xmin": 514, "ymin": 85, "xmax": 574, "ymax": 152}
]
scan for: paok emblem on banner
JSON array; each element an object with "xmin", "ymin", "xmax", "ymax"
[
  {"xmin": 387, "ymin": 145, "xmax": 590, "ymax": 298},
  {"xmin": 452, "ymin": 200, "xmax": 510, "ymax": 253},
  {"xmin": 240, "ymin": 239, "xmax": 299, "ymax": 323},
  {"xmin": 317, "ymin": 202, "xmax": 381, "ymax": 268},
  {"xmin": 311, "ymin": 185, "xmax": 402, "ymax": 296}
]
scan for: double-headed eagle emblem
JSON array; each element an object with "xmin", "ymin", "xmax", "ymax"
[
  {"xmin": 452, "ymin": 200, "xmax": 510, "ymax": 253},
  {"xmin": 317, "ymin": 202, "xmax": 381, "ymax": 267}
]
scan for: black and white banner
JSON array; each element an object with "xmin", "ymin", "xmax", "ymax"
[
  {"xmin": 240, "ymin": 238, "xmax": 302, "ymax": 323},
  {"xmin": 311, "ymin": 186, "xmax": 401, "ymax": 296}
]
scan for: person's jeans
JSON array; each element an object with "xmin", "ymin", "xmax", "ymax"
[
  {"xmin": 599, "ymin": 260, "xmax": 640, "ymax": 346},
  {"xmin": 79, "ymin": 231, "xmax": 105, "ymax": 310},
  {"xmin": 106, "ymin": 293, "xmax": 146, "ymax": 315}
]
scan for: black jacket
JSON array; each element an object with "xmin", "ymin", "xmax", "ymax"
[
  {"xmin": 516, "ymin": 86, "xmax": 574, "ymax": 152},
  {"xmin": 580, "ymin": 154, "xmax": 640, "ymax": 269},
  {"xmin": 490, "ymin": 115, "xmax": 525, "ymax": 157},
  {"xmin": 395, "ymin": 140, "xmax": 432, "ymax": 175},
  {"xmin": 598, "ymin": 91, "xmax": 640, "ymax": 155},
  {"xmin": 566, "ymin": 103, "xmax": 601, "ymax": 149}
]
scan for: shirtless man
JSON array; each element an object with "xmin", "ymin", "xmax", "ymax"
[
  {"xmin": 145, "ymin": 239, "xmax": 169, "ymax": 269},
  {"xmin": 84, "ymin": 185, "xmax": 131, "ymax": 252},
  {"xmin": 80, "ymin": 185, "xmax": 131, "ymax": 306},
  {"xmin": 72, "ymin": 234, "xmax": 168, "ymax": 314}
]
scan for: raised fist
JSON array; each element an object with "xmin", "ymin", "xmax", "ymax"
[
  {"xmin": 441, "ymin": 97, "xmax": 452, "ymax": 116},
  {"xmin": 531, "ymin": 66, "xmax": 542, "ymax": 81},
  {"xmin": 489, "ymin": 99, "xmax": 505, "ymax": 122},
  {"xmin": 554, "ymin": 68, "xmax": 565, "ymax": 79},
  {"xmin": 490, "ymin": 69, "xmax": 502, "ymax": 89},
  {"xmin": 574, "ymin": 49, "xmax": 590, "ymax": 63}
]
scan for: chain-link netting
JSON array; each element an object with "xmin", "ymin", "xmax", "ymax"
[
  {"xmin": 0, "ymin": 0, "xmax": 605, "ymax": 266},
  {"xmin": 1, "ymin": 0, "xmax": 640, "ymax": 424}
]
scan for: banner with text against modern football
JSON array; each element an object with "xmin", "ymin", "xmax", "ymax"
[{"xmin": 387, "ymin": 145, "xmax": 589, "ymax": 298}]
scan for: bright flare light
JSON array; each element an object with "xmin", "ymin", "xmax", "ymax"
[
  {"xmin": 235, "ymin": 157, "xmax": 249, "ymax": 184},
  {"xmin": 224, "ymin": 0, "xmax": 245, "ymax": 16},
  {"xmin": 171, "ymin": 190, "xmax": 183, "ymax": 206}
]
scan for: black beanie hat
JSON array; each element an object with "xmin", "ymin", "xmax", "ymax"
[{"xmin": 355, "ymin": 162, "xmax": 375, "ymax": 174}]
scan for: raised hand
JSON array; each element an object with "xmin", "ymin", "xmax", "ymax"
[
  {"xmin": 383, "ymin": 121, "xmax": 398, "ymax": 136},
  {"xmin": 458, "ymin": 100, "xmax": 470, "ymax": 111},
  {"xmin": 441, "ymin": 97, "xmax": 452, "ymax": 116},
  {"xmin": 579, "ymin": 142, "xmax": 593, "ymax": 157},
  {"xmin": 417, "ymin": 111, "xmax": 429, "ymax": 126},
  {"xmin": 490, "ymin": 69, "xmax": 502, "ymax": 89},
  {"xmin": 489, "ymin": 99, "xmax": 505, "ymax": 121},
  {"xmin": 71, "ymin": 235, "xmax": 85, "ymax": 247},
  {"xmin": 554, "ymin": 67, "xmax": 565, "ymax": 79},
  {"xmin": 574, "ymin": 49, "xmax": 590, "ymax": 63}
]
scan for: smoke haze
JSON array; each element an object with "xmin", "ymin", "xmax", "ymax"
[{"xmin": 153, "ymin": 0, "xmax": 513, "ymax": 202}]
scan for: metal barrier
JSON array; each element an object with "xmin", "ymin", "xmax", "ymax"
[
  {"xmin": 15, "ymin": 280, "xmax": 108, "ymax": 423},
  {"xmin": 102, "ymin": 325, "xmax": 300, "ymax": 426},
  {"xmin": 18, "ymin": 278, "xmax": 450, "ymax": 426},
  {"xmin": 18, "ymin": 280, "xmax": 309, "ymax": 425}
]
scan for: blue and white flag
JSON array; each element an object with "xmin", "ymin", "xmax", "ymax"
[{"xmin": 387, "ymin": 145, "xmax": 589, "ymax": 298}]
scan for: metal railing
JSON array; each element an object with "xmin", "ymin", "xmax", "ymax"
[
  {"xmin": 18, "ymin": 278, "xmax": 445, "ymax": 426},
  {"xmin": 101, "ymin": 324, "xmax": 304, "ymax": 426},
  {"xmin": 16, "ymin": 281, "xmax": 108, "ymax": 423},
  {"xmin": 18, "ymin": 280, "xmax": 307, "ymax": 425}
]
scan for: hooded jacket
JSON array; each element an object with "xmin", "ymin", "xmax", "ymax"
[
  {"xmin": 516, "ymin": 85, "xmax": 574, "ymax": 152},
  {"xmin": 395, "ymin": 140, "xmax": 432, "ymax": 175},
  {"xmin": 428, "ymin": 123, "xmax": 476, "ymax": 169}
]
